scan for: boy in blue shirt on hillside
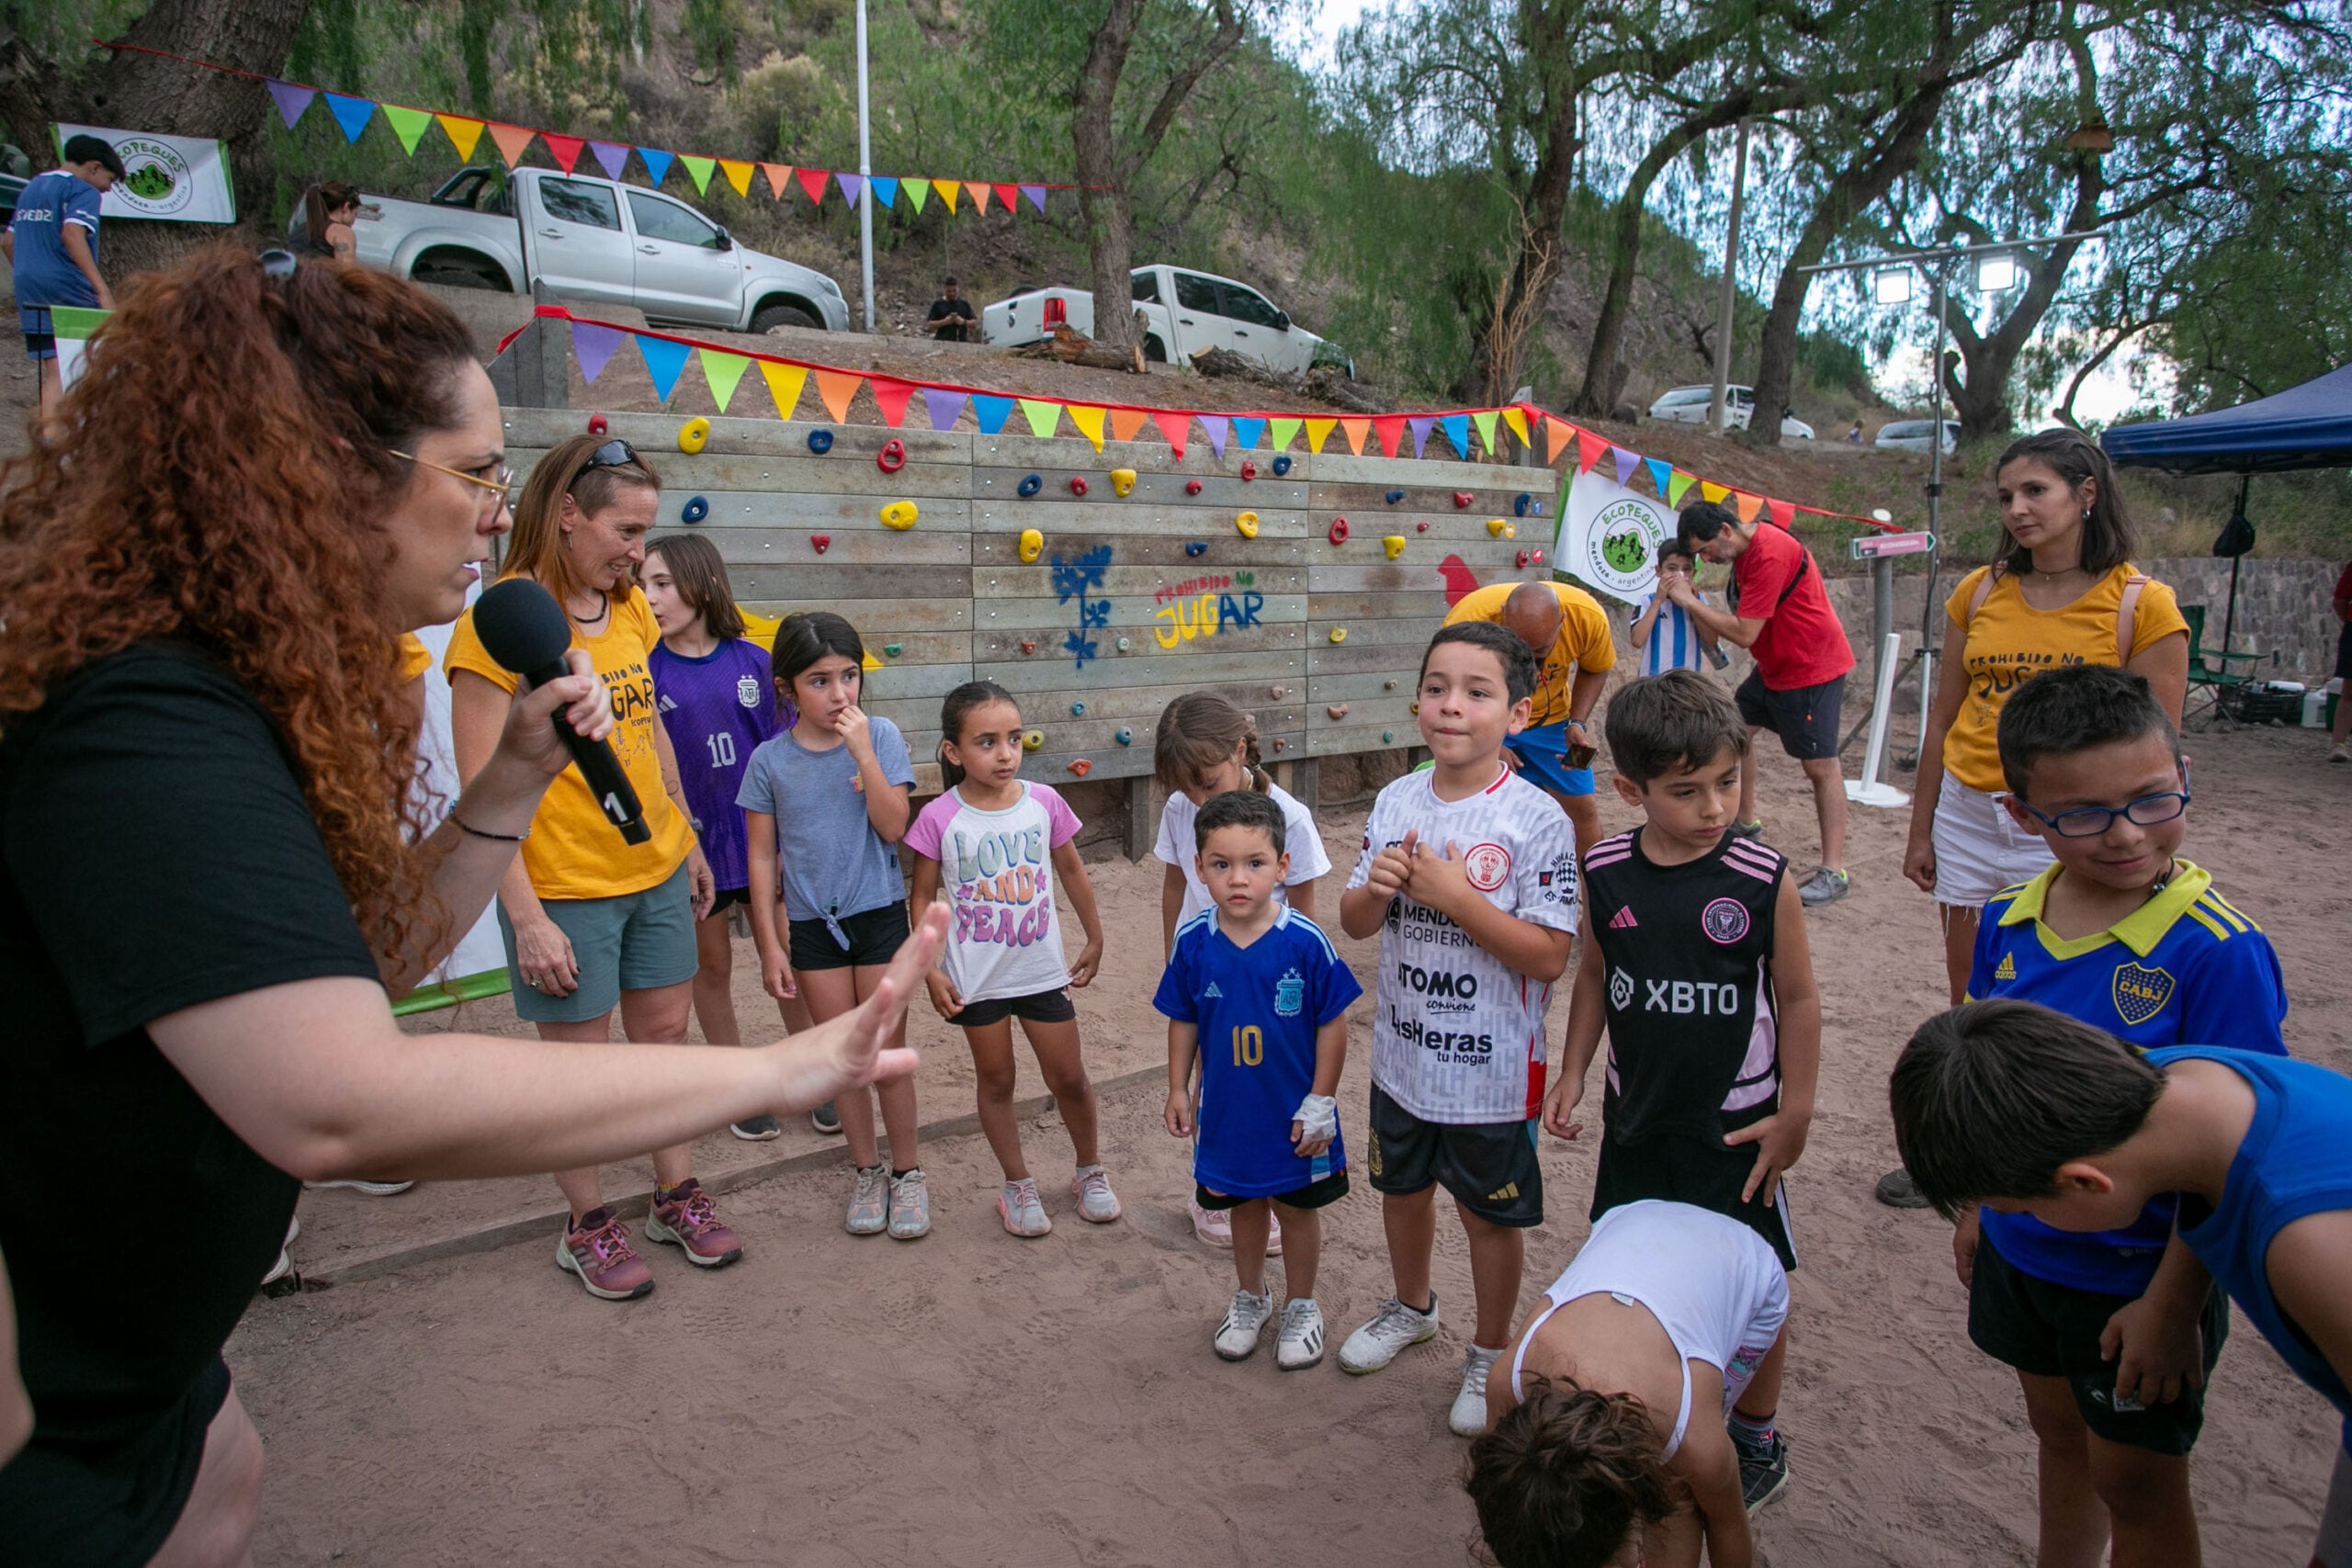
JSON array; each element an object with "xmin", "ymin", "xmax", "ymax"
[
  {"xmin": 1949, "ymin": 663, "xmax": 2288, "ymax": 1568},
  {"xmin": 1159, "ymin": 791, "xmax": 1361, "ymax": 1371},
  {"xmin": 3, "ymin": 135, "xmax": 122, "ymax": 421},
  {"xmin": 1893, "ymin": 1006, "xmax": 2352, "ymax": 1568}
]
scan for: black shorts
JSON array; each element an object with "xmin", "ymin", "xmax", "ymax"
[
  {"xmin": 1365, "ymin": 1084, "xmax": 1542, "ymax": 1227},
  {"xmin": 1592, "ymin": 1129, "xmax": 1798, "ymax": 1271},
  {"xmin": 952, "ymin": 987, "xmax": 1078, "ymax": 1027},
  {"xmin": 1196, "ymin": 1169, "xmax": 1351, "ymax": 1212},
  {"xmin": 25, "ymin": 331, "xmax": 56, "ymax": 358},
  {"xmin": 1968, "ymin": 1227, "xmax": 2229, "ymax": 1455},
  {"xmin": 788, "ymin": 901, "xmax": 910, "ymax": 970},
  {"xmin": 1735, "ymin": 670, "xmax": 1846, "ymax": 761},
  {"xmin": 707, "ymin": 886, "xmax": 751, "ymax": 913},
  {"xmin": 1, "ymin": 1356, "xmax": 232, "ymax": 1566}
]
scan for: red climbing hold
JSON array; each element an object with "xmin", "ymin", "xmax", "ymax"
[
  {"xmin": 810, "ymin": 535, "xmax": 831, "ymax": 554},
  {"xmin": 876, "ymin": 438, "xmax": 906, "ymax": 473},
  {"xmin": 1184, "ymin": 479, "xmax": 1204, "ymax": 495},
  {"xmin": 1327, "ymin": 517, "xmax": 1351, "ymax": 546},
  {"xmin": 1239, "ymin": 459, "xmax": 1258, "ymax": 481},
  {"xmin": 587, "ymin": 414, "xmax": 608, "ymax": 436},
  {"xmin": 1453, "ymin": 491, "xmax": 1474, "ymax": 509},
  {"xmin": 1415, "ymin": 520, "xmax": 1430, "ymax": 532},
  {"xmin": 1068, "ymin": 475, "xmax": 1089, "ymax": 496}
]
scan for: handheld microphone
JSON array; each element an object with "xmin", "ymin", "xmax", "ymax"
[{"xmin": 471, "ymin": 577, "xmax": 651, "ymax": 845}]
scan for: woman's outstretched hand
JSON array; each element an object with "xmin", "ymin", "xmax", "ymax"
[{"xmin": 765, "ymin": 901, "xmax": 948, "ymax": 1113}]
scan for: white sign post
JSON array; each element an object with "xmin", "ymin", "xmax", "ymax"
[{"xmin": 1845, "ymin": 631, "xmax": 1911, "ymax": 807}]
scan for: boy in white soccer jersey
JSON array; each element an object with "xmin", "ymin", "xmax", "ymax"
[{"xmin": 1339, "ymin": 621, "xmax": 1580, "ymax": 1437}]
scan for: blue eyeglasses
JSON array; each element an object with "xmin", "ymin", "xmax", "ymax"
[{"xmin": 2016, "ymin": 789, "xmax": 2191, "ymax": 839}]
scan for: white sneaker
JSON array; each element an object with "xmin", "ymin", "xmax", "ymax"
[
  {"xmin": 1071, "ymin": 1165, "xmax": 1123, "ymax": 1223},
  {"xmin": 1276, "ymin": 1298, "xmax": 1326, "ymax": 1371},
  {"xmin": 2334, "ymin": 743, "xmax": 2350, "ymax": 763},
  {"xmin": 1449, "ymin": 1344, "xmax": 1503, "ymax": 1437},
  {"xmin": 846, "ymin": 1165, "xmax": 889, "ymax": 1235},
  {"xmin": 260, "ymin": 1214, "xmax": 300, "ymax": 1292},
  {"xmin": 304, "ymin": 1178, "xmax": 414, "ymax": 1196},
  {"xmin": 999, "ymin": 1177, "xmax": 1052, "ymax": 1237},
  {"xmin": 1215, "ymin": 1288, "xmax": 1273, "ymax": 1360},
  {"xmin": 888, "ymin": 1169, "xmax": 932, "ymax": 1240},
  {"xmin": 1339, "ymin": 1293, "xmax": 1440, "ymax": 1374}
]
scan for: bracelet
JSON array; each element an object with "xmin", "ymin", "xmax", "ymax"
[{"xmin": 450, "ymin": 811, "xmax": 528, "ymax": 843}]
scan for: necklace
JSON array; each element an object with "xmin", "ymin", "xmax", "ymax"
[{"xmin": 571, "ymin": 590, "xmax": 610, "ymax": 626}]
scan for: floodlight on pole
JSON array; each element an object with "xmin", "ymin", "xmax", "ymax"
[
  {"xmin": 1873, "ymin": 267, "xmax": 1915, "ymax": 305},
  {"xmin": 1975, "ymin": 253, "xmax": 2019, "ymax": 292}
]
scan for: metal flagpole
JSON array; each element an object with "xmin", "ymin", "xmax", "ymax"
[{"xmin": 854, "ymin": 0, "xmax": 876, "ymax": 334}]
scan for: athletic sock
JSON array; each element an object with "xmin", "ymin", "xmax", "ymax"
[
  {"xmin": 892, "ymin": 1167, "xmax": 921, "ymax": 1179},
  {"xmin": 1414, "ymin": 1294, "xmax": 1436, "ymax": 1316},
  {"xmin": 1728, "ymin": 1408, "xmax": 1777, "ymax": 1449}
]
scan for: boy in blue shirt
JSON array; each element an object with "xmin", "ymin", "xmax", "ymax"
[
  {"xmin": 3, "ymin": 135, "xmax": 122, "ymax": 419},
  {"xmin": 1952, "ymin": 663, "xmax": 2288, "ymax": 1567},
  {"xmin": 1892, "ymin": 1007, "xmax": 2352, "ymax": 1568},
  {"xmin": 1629, "ymin": 541, "xmax": 1725, "ymax": 676},
  {"xmin": 1159, "ymin": 790, "xmax": 1361, "ymax": 1371}
]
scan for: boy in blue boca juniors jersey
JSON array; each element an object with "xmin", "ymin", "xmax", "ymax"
[
  {"xmin": 1159, "ymin": 791, "xmax": 1363, "ymax": 1371},
  {"xmin": 1957, "ymin": 663, "xmax": 2288, "ymax": 1568}
]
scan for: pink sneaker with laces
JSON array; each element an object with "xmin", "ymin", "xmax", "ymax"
[
  {"xmin": 557, "ymin": 1206, "xmax": 655, "ymax": 1300},
  {"xmin": 644, "ymin": 1178, "xmax": 744, "ymax": 1268}
]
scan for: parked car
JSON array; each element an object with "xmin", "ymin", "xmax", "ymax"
[
  {"xmin": 1874, "ymin": 419, "xmax": 1961, "ymax": 455},
  {"xmin": 1646, "ymin": 383, "xmax": 1815, "ymax": 440},
  {"xmin": 310, "ymin": 166, "xmax": 850, "ymax": 333},
  {"xmin": 982, "ymin": 264, "xmax": 1346, "ymax": 378}
]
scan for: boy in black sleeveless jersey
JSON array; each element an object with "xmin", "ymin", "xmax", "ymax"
[{"xmin": 1544, "ymin": 670, "xmax": 1821, "ymax": 1513}]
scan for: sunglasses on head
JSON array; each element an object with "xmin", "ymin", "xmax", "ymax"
[{"xmin": 570, "ymin": 438, "xmax": 639, "ymax": 488}]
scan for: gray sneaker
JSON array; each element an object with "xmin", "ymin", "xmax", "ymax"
[
  {"xmin": 888, "ymin": 1168, "xmax": 932, "ymax": 1240},
  {"xmin": 1339, "ymin": 1293, "xmax": 1441, "ymax": 1374},
  {"xmin": 1874, "ymin": 1168, "xmax": 1932, "ymax": 1210},
  {"xmin": 811, "ymin": 1100, "xmax": 842, "ymax": 1135},
  {"xmin": 1797, "ymin": 866, "xmax": 1849, "ymax": 906},
  {"xmin": 1215, "ymin": 1288, "xmax": 1273, "ymax": 1360},
  {"xmin": 845, "ymin": 1165, "xmax": 889, "ymax": 1235},
  {"xmin": 1070, "ymin": 1164, "xmax": 1122, "ymax": 1224},
  {"xmin": 729, "ymin": 1115, "xmax": 781, "ymax": 1141}
]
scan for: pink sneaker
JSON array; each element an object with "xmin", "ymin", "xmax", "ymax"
[
  {"xmin": 1188, "ymin": 1196, "xmax": 1282, "ymax": 1255},
  {"xmin": 557, "ymin": 1207, "xmax": 654, "ymax": 1300},
  {"xmin": 644, "ymin": 1178, "xmax": 744, "ymax": 1268}
]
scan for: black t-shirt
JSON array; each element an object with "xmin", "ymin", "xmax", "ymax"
[
  {"xmin": 927, "ymin": 295, "xmax": 976, "ymax": 341},
  {"xmin": 0, "ymin": 643, "xmax": 380, "ymax": 1562}
]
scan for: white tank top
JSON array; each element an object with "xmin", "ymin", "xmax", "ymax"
[{"xmin": 1508, "ymin": 1201, "xmax": 1791, "ymax": 1457}]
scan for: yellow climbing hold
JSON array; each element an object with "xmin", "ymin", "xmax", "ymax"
[
  {"xmin": 1235, "ymin": 511, "xmax": 1259, "ymax": 539},
  {"xmin": 1383, "ymin": 535, "xmax": 1407, "ymax": 559},
  {"xmin": 678, "ymin": 416, "xmax": 711, "ymax": 454},
  {"xmin": 1022, "ymin": 729, "xmax": 1044, "ymax": 751},
  {"xmin": 1486, "ymin": 517, "xmax": 1508, "ymax": 536},
  {"xmin": 1505, "ymin": 524, "xmax": 1517, "ymax": 539},
  {"xmin": 880, "ymin": 501, "xmax": 919, "ymax": 530},
  {"xmin": 1018, "ymin": 527, "xmax": 1044, "ymax": 563},
  {"xmin": 1328, "ymin": 626, "xmax": 1348, "ymax": 643},
  {"xmin": 1110, "ymin": 468, "xmax": 1137, "ymax": 497}
]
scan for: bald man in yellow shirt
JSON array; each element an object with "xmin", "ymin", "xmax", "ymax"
[{"xmin": 1442, "ymin": 580, "xmax": 1617, "ymax": 850}]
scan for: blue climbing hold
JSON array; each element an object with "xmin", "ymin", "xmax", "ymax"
[
  {"xmin": 1514, "ymin": 492, "xmax": 1532, "ymax": 516},
  {"xmin": 1070, "ymin": 701, "xmax": 1087, "ymax": 716},
  {"xmin": 1115, "ymin": 728, "xmax": 1134, "ymax": 746},
  {"xmin": 1017, "ymin": 472, "xmax": 1044, "ymax": 497},
  {"xmin": 1184, "ymin": 540, "xmax": 1209, "ymax": 557},
  {"xmin": 807, "ymin": 428, "xmax": 833, "ymax": 454},
  {"xmin": 1272, "ymin": 455, "xmax": 1294, "ymax": 476},
  {"xmin": 1385, "ymin": 489, "xmax": 1405, "ymax": 503},
  {"xmin": 680, "ymin": 495, "xmax": 709, "ymax": 524}
]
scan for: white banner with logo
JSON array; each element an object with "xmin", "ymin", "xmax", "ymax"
[
  {"xmin": 55, "ymin": 122, "xmax": 237, "ymax": 223},
  {"xmin": 1555, "ymin": 469, "xmax": 1675, "ymax": 604}
]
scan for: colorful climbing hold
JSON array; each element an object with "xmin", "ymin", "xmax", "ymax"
[
  {"xmin": 1504, "ymin": 524, "xmax": 1518, "ymax": 539},
  {"xmin": 1017, "ymin": 472, "xmax": 1043, "ymax": 497},
  {"xmin": 1328, "ymin": 626, "xmax": 1348, "ymax": 643},
  {"xmin": 1383, "ymin": 679, "xmax": 1397, "ymax": 690},
  {"xmin": 1385, "ymin": 489, "xmax": 1405, "ymax": 503},
  {"xmin": 1184, "ymin": 479, "xmax": 1204, "ymax": 495},
  {"xmin": 1022, "ymin": 730, "xmax": 1044, "ymax": 750},
  {"xmin": 876, "ymin": 438, "xmax": 906, "ymax": 473},
  {"xmin": 1272, "ymin": 455, "xmax": 1294, "ymax": 476},
  {"xmin": 1115, "ymin": 728, "xmax": 1134, "ymax": 746},
  {"xmin": 880, "ymin": 501, "xmax": 918, "ymax": 530},
  {"xmin": 1018, "ymin": 528, "xmax": 1045, "ymax": 563},
  {"xmin": 1068, "ymin": 475, "xmax": 1089, "ymax": 497},
  {"xmin": 1383, "ymin": 536, "xmax": 1407, "ymax": 559},
  {"xmin": 1415, "ymin": 520, "xmax": 1430, "ymax": 532},
  {"xmin": 1110, "ymin": 468, "xmax": 1137, "ymax": 496},
  {"xmin": 1453, "ymin": 491, "xmax": 1474, "ymax": 509},
  {"xmin": 883, "ymin": 643, "xmax": 902, "ymax": 657},
  {"xmin": 1020, "ymin": 640, "xmax": 1037, "ymax": 655},
  {"xmin": 1327, "ymin": 517, "xmax": 1351, "ymax": 546},
  {"xmin": 677, "ymin": 417, "xmax": 711, "ymax": 455},
  {"xmin": 1070, "ymin": 701, "xmax": 1087, "ymax": 716},
  {"xmin": 1383, "ymin": 730, "xmax": 1395, "ymax": 743},
  {"xmin": 680, "ymin": 496, "xmax": 709, "ymax": 524},
  {"xmin": 1115, "ymin": 637, "xmax": 1132, "ymax": 652},
  {"xmin": 807, "ymin": 428, "xmax": 833, "ymax": 454},
  {"xmin": 1235, "ymin": 512, "xmax": 1259, "ymax": 539},
  {"xmin": 1272, "ymin": 737, "xmax": 1287, "ymax": 751},
  {"xmin": 1516, "ymin": 550, "xmax": 1531, "ymax": 569},
  {"xmin": 1514, "ymin": 492, "xmax": 1532, "ymax": 516},
  {"xmin": 809, "ymin": 534, "xmax": 831, "ymax": 554},
  {"xmin": 1239, "ymin": 459, "xmax": 1258, "ymax": 481},
  {"xmin": 587, "ymin": 414, "xmax": 607, "ymax": 435},
  {"xmin": 1487, "ymin": 518, "xmax": 1509, "ymax": 536},
  {"xmin": 1531, "ymin": 547, "xmax": 1545, "ymax": 564},
  {"xmin": 1068, "ymin": 759, "xmax": 1092, "ymax": 777},
  {"xmin": 1185, "ymin": 540, "xmax": 1209, "ymax": 557},
  {"xmin": 1269, "ymin": 686, "xmax": 1287, "ymax": 699},
  {"xmin": 1327, "ymin": 704, "xmax": 1349, "ymax": 720}
]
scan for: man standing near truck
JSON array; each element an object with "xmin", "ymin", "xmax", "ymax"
[
  {"xmin": 4, "ymin": 134, "xmax": 123, "ymax": 422},
  {"xmin": 926, "ymin": 276, "xmax": 975, "ymax": 342}
]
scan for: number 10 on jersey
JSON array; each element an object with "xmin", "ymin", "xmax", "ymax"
[{"xmin": 1231, "ymin": 1025, "xmax": 1263, "ymax": 1066}]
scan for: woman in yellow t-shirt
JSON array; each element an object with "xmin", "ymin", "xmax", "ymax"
[
  {"xmin": 1901, "ymin": 431, "xmax": 2188, "ymax": 1004},
  {"xmin": 447, "ymin": 434, "xmax": 733, "ymax": 1301}
]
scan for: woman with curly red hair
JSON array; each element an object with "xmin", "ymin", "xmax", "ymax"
[{"xmin": 0, "ymin": 249, "xmax": 945, "ymax": 1566}]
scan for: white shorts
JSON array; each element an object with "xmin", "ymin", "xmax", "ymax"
[{"xmin": 1930, "ymin": 772, "xmax": 2053, "ymax": 908}]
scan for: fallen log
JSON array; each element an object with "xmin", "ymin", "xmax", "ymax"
[{"xmin": 1012, "ymin": 324, "xmax": 1147, "ymax": 374}]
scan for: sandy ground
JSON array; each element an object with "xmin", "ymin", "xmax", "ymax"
[{"xmin": 221, "ymin": 722, "xmax": 2352, "ymax": 1566}]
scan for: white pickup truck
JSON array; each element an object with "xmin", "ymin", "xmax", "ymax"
[
  {"xmin": 982, "ymin": 264, "xmax": 1346, "ymax": 377},
  {"xmin": 332, "ymin": 166, "xmax": 851, "ymax": 333}
]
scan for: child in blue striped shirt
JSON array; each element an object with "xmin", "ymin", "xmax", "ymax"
[{"xmin": 1632, "ymin": 542, "xmax": 1725, "ymax": 675}]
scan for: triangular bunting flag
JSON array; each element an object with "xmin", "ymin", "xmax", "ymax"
[
  {"xmin": 1341, "ymin": 418, "xmax": 1371, "ymax": 455},
  {"xmin": 992, "ymin": 183, "xmax": 1018, "ymax": 213},
  {"xmin": 871, "ymin": 176, "xmax": 899, "ymax": 209},
  {"xmin": 540, "ymin": 133, "xmax": 584, "ymax": 173},
  {"xmin": 1017, "ymin": 398, "xmax": 1062, "ymax": 438},
  {"xmin": 487, "ymin": 123, "xmax": 537, "ymax": 168},
  {"xmin": 974, "ymin": 394, "xmax": 1015, "ymax": 434},
  {"xmin": 1269, "ymin": 417, "xmax": 1302, "ymax": 451},
  {"xmin": 1700, "ymin": 480, "xmax": 1729, "ymax": 504},
  {"xmin": 1576, "ymin": 431, "xmax": 1605, "ymax": 475},
  {"xmin": 761, "ymin": 164, "xmax": 793, "ymax": 199},
  {"xmin": 324, "ymin": 94, "xmax": 377, "ymax": 143},
  {"xmin": 922, "ymin": 388, "xmax": 967, "ymax": 431},
  {"xmin": 967, "ymin": 182, "xmax": 991, "ymax": 214},
  {"xmin": 1149, "ymin": 410, "xmax": 1189, "ymax": 458},
  {"xmin": 1544, "ymin": 416, "xmax": 1572, "ymax": 464},
  {"xmin": 759, "ymin": 360, "xmax": 808, "ymax": 420},
  {"xmin": 1199, "ymin": 414, "xmax": 1229, "ymax": 457},
  {"xmin": 936, "ymin": 179, "xmax": 959, "ymax": 214},
  {"xmin": 680, "ymin": 156, "xmax": 716, "ymax": 194},
  {"xmin": 639, "ymin": 148, "xmax": 673, "ymax": 186},
  {"xmin": 870, "ymin": 377, "xmax": 916, "ymax": 428},
  {"xmin": 1069, "ymin": 405, "xmax": 1106, "ymax": 452},
  {"xmin": 1502, "ymin": 406, "xmax": 1531, "ymax": 446},
  {"xmin": 1019, "ymin": 184, "xmax": 1046, "ymax": 213},
  {"xmin": 702, "ymin": 350, "xmax": 751, "ymax": 413},
  {"xmin": 901, "ymin": 177, "xmax": 931, "ymax": 213},
  {"xmin": 437, "ymin": 115, "xmax": 485, "ymax": 160},
  {"xmin": 1611, "ymin": 446, "xmax": 1640, "ymax": 486},
  {"xmin": 1470, "ymin": 410, "xmax": 1500, "ymax": 455},
  {"xmin": 797, "ymin": 167, "xmax": 830, "ymax": 205},
  {"xmin": 1767, "ymin": 498, "xmax": 1795, "ymax": 528},
  {"xmin": 838, "ymin": 172, "xmax": 865, "ymax": 207},
  {"xmin": 1305, "ymin": 417, "xmax": 1336, "ymax": 453},
  {"xmin": 813, "ymin": 368, "xmax": 863, "ymax": 423},
  {"xmin": 1644, "ymin": 457, "xmax": 1673, "ymax": 495},
  {"xmin": 267, "ymin": 80, "xmax": 317, "ymax": 130},
  {"xmin": 1668, "ymin": 470, "xmax": 1696, "ymax": 506},
  {"xmin": 571, "ymin": 321, "xmax": 627, "ymax": 384},
  {"xmin": 590, "ymin": 141, "xmax": 630, "ymax": 180},
  {"xmin": 1232, "ymin": 416, "xmax": 1266, "ymax": 450},
  {"xmin": 721, "ymin": 160, "xmax": 754, "ymax": 197},
  {"xmin": 1437, "ymin": 413, "xmax": 1469, "ymax": 458},
  {"xmin": 1736, "ymin": 492, "xmax": 1765, "ymax": 525},
  {"xmin": 636, "ymin": 334, "xmax": 692, "ymax": 405},
  {"xmin": 1373, "ymin": 416, "xmax": 1405, "ymax": 458},
  {"xmin": 381, "ymin": 105, "xmax": 435, "ymax": 155},
  {"xmin": 1109, "ymin": 408, "xmax": 1148, "ymax": 443},
  {"xmin": 1408, "ymin": 416, "xmax": 1438, "ymax": 459}
]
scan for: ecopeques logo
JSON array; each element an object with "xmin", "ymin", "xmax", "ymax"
[
  {"xmin": 1579, "ymin": 495, "xmax": 1669, "ymax": 600},
  {"xmin": 109, "ymin": 136, "xmax": 196, "ymax": 217}
]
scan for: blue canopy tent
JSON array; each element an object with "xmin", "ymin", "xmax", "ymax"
[{"xmin": 2101, "ymin": 359, "xmax": 2352, "ymax": 666}]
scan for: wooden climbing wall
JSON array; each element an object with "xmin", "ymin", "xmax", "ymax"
[{"xmin": 501, "ymin": 408, "xmax": 1550, "ymax": 792}]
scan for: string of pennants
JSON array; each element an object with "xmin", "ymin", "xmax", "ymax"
[
  {"xmin": 516, "ymin": 305, "xmax": 1894, "ymax": 532},
  {"xmin": 98, "ymin": 39, "xmax": 1072, "ymax": 216}
]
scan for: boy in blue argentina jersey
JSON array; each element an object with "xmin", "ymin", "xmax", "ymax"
[
  {"xmin": 1893, "ymin": 1007, "xmax": 2352, "ymax": 1568},
  {"xmin": 1953, "ymin": 663, "xmax": 2288, "ymax": 1568},
  {"xmin": 1159, "ymin": 791, "xmax": 1362, "ymax": 1371}
]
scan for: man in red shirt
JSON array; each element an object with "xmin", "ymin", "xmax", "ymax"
[{"xmin": 1668, "ymin": 500, "xmax": 1856, "ymax": 905}]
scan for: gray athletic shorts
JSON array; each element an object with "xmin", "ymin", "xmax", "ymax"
[{"xmin": 497, "ymin": 859, "xmax": 698, "ymax": 1022}]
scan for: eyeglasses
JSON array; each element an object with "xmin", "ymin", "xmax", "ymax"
[
  {"xmin": 388, "ymin": 449, "xmax": 514, "ymax": 513},
  {"xmin": 2016, "ymin": 789, "xmax": 2190, "ymax": 839},
  {"xmin": 570, "ymin": 438, "xmax": 639, "ymax": 488}
]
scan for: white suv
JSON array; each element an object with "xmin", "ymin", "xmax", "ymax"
[
  {"xmin": 1874, "ymin": 419, "xmax": 1960, "ymax": 455},
  {"xmin": 1647, "ymin": 384, "xmax": 1814, "ymax": 440}
]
